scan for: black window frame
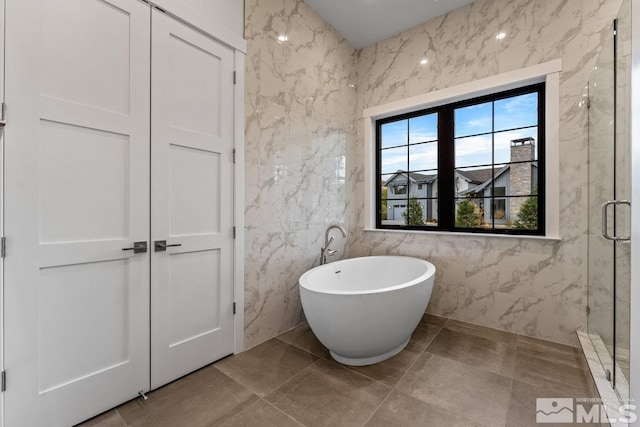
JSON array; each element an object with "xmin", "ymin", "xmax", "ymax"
[{"xmin": 376, "ymin": 83, "xmax": 545, "ymax": 236}]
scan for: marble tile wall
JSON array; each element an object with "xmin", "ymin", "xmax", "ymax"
[
  {"xmin": 244, "ymin": 0, "xmax": 623, "ymax": 349},
  {"xmin": 348, "ymin": 0, "xmax": 623, "ymax": 346},
  {"xmin": 244, "ymin": 0, "xmax": 358, "ymax": 348}
]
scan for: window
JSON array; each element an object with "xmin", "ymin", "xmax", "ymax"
[
  {"xmin": 393, "ymin": 184, "xmax": 407, "ymax": 194},
  {"xmin": 376, "ymin": 83, "xmax": 544, "ymax": 235},
  {"xmin": 490, "ymin": 186, "xmax": 507, "ymax": 221}
]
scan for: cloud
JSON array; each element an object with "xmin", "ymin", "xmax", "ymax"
[
  {"xmin": 497, "ymin": 93, "xmax": 537, "ymax": 113},
  {"xmin": 464, "ymin": 118, "xmax": 492, "ymax": 128},
  {"xmin": 455, "ymin": 135, "xmax": 492, "ymax": 166},
  {"xmin": 409, "ymin": 132, "xmax": 438, "ymax": 144},
  {"xmin": 381, "ymin": 143, "xmax": 438, "ymax": 173}
]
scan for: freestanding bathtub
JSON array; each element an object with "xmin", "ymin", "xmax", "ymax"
[{"xmin": 298, "ymin": 256, "xmax": 436, "ymax": 366}]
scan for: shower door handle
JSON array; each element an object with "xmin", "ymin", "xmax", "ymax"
[
  {"xmin": 616, "ymin": 200, "xmax": 631, "ymax": 242},
  {"xmin": 601, "ymin": 200, "xmax": 631, "ymax": 242},
  {"xmin": 602, "ymin": 200, "xmax": 615, "ymax": 240}
]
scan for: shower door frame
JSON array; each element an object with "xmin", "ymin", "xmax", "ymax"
[{"xmin": 629, "ymin": 0, "xmax": 640, "ymax": 415}]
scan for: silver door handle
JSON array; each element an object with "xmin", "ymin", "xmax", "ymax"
[
  {"xmin": 602, "ymin": 200, "xmax": 615, "ymax": 240},
  {"xmin": 122, "ymin": 241, "xmax": 148, "ymax": 253},
  {"xmin": 601, "ymin": 200, "xmax": 631, "ymax": 241},
  {"xmin": 155, "ymin": 240, "xmax": 182, "ymax": 252}
]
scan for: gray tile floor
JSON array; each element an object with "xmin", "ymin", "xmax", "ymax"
[{"xmin": 79, "ymin": 315, "xmax": 601, "ymax": 427}]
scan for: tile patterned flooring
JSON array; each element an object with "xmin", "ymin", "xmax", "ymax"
[{"xmin": 79, "ymin": 315, "xmax": 601, "ymax": 427}]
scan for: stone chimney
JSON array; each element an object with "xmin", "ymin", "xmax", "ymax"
[{"xmin": 509, "ymin": 137, "xmax": 535, "ymax": 221}]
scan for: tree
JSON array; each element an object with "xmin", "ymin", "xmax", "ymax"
[
  {"xmin": 514, "ymin": 195, "xmax": 538, "ymax": 229},
  {"xmin": 455, "ymin": 198, "xmax": 481, "ymax": 227},
  {"xmin": 381, "ymin": 187, "xmax": 388, "ymax": 220},
  {"xmin": 402, "ymin": 197, "xmax": 424, "ymax": 225}
]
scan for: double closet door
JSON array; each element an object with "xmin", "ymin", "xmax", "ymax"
[{"xmin": 3, "ymin": 1, "xmax": 235, "ymax": 426}]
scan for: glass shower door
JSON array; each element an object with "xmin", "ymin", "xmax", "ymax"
[
  {"xmin": 587, "ymin": 0, "xmax": 632, "ymax": 400},
  {"xmin": 613, "ymin": 0, "xmax": 631, "ymax": 400},
  {"xmin": 587, "ymin": 18, "xmax": 616, "ymax": 388}
]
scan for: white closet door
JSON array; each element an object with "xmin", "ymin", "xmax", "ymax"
[
  {"xmin": 150, "ymin": 10, "xmax": 235, "ymax": 389},
  {"xmin": 4, "ymin": 0, "xmax": 151, "ymax": 425}
]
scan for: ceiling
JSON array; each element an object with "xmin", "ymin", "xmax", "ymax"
[{"xmin": 304, "ymin": 0, "xmax": 476, "ymax": 49}]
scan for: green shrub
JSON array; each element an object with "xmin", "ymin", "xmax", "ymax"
[
  {"xmin": 455, "ymin": 198, "xmax": 481, "ymax": 227},
  {"xmin": 381, "ymin": 187, "xmax": 388, "ymax": 220},
  {"xmin": 514, "ymin": 195, "xmax": 538, "ymax": 229},
  {"xmin": 402, "ymin": 197, "xmax": 424, "ymax": 225}
]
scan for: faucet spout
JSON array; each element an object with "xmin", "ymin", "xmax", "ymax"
[
  {"xmin": 321, "ymin": 224, "xmax": 347, "ymax": 265},
  {"xmin": 324, "ymin": 224, "xmax": 347, "ymax": 244}
]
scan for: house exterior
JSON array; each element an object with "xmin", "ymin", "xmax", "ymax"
[
  {"xmin": 383, "ymin": 137, "xmax": 537, "ymax": 225},
  {"xmin": 384, "ymin": 171, "xmax": 437, "ymax": 222}
]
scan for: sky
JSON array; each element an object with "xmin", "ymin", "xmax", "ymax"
[{"xmin": 380, "ymin": 92, "xmax": 538, "ymax": 177}]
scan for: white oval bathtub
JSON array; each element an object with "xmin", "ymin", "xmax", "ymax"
[{"xmin": 298, "ymin": 256, "xmax": 436, "ymax": 366}]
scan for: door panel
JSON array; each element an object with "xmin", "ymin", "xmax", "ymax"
[
  {"xmin": 169, "ymin": 250, "xmax": 222, "ymax": 345},
  {"xmin": 40, "ymin": 0, "xmax": 132, "ymax": 115},
  {"xmin": 586, "ymin": 5, "xmax": 632, "ymax": 401},
  {"xmin": 170, "ymin": 145, "xmax": 221, "ymax": 235},
  {"xmin": 38, "ymin": 260, "xmax": 130, "ymax": 393},
  {"xmin": 151, "ymin": 10, "xmax": 235, "ymax": 389},
  {"xmin": 614, "ymin": 0, "xmax": 632, "ymax": 399},
  {"xmin": 4, "ymin": 0, "xmax": 151, "ymax": 425},
  {"xmin": 168, "ymin": 35, "xmax": 222, "ymax": 136},
  {"xmin": 587, "ymin": 20, "xmax": 615, "ymax": 384},
  {"xmin": 39, "ymin": 121, "xmax": 130, "ymax": 243}
]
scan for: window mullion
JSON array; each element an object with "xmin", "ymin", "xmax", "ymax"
[
  {"xmin": 438, "ymin": 107, "xmax": 454, "ymax": 230},
  {"xmin": 491, "ymin": 101, "xmax": 495, "ymax": 230},
  {"xmin": 376, "ymin": 121, "xmax": 381, "ymax": 228},
  {"xmin": 537, "ymin": 84, "xmax": 546, "ymax": 233},
  {"xmin": 406, "ymin": 120, "xmax": 410, "ymax": 219}
]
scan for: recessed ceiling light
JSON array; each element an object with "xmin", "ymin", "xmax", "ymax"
[
  {"xmin": 496, "ymin": 32, "xmax": 506, "ymax": 40},
  {"xmin": 277, "ymin": 35, "xmax": 288, "ymax": 42},
  {"xmin": 420, "ymin": 58, "xmax": 428, "ymax": 65}
]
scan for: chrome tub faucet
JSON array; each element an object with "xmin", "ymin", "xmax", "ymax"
[{"xmin": 320, "ymin": 224, "xmax": 347, "ymax": 265}]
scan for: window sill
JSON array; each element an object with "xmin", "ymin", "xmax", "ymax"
[{"xmin": 363, "ymin": 227, "xmax": 561, "ymax": 241}]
